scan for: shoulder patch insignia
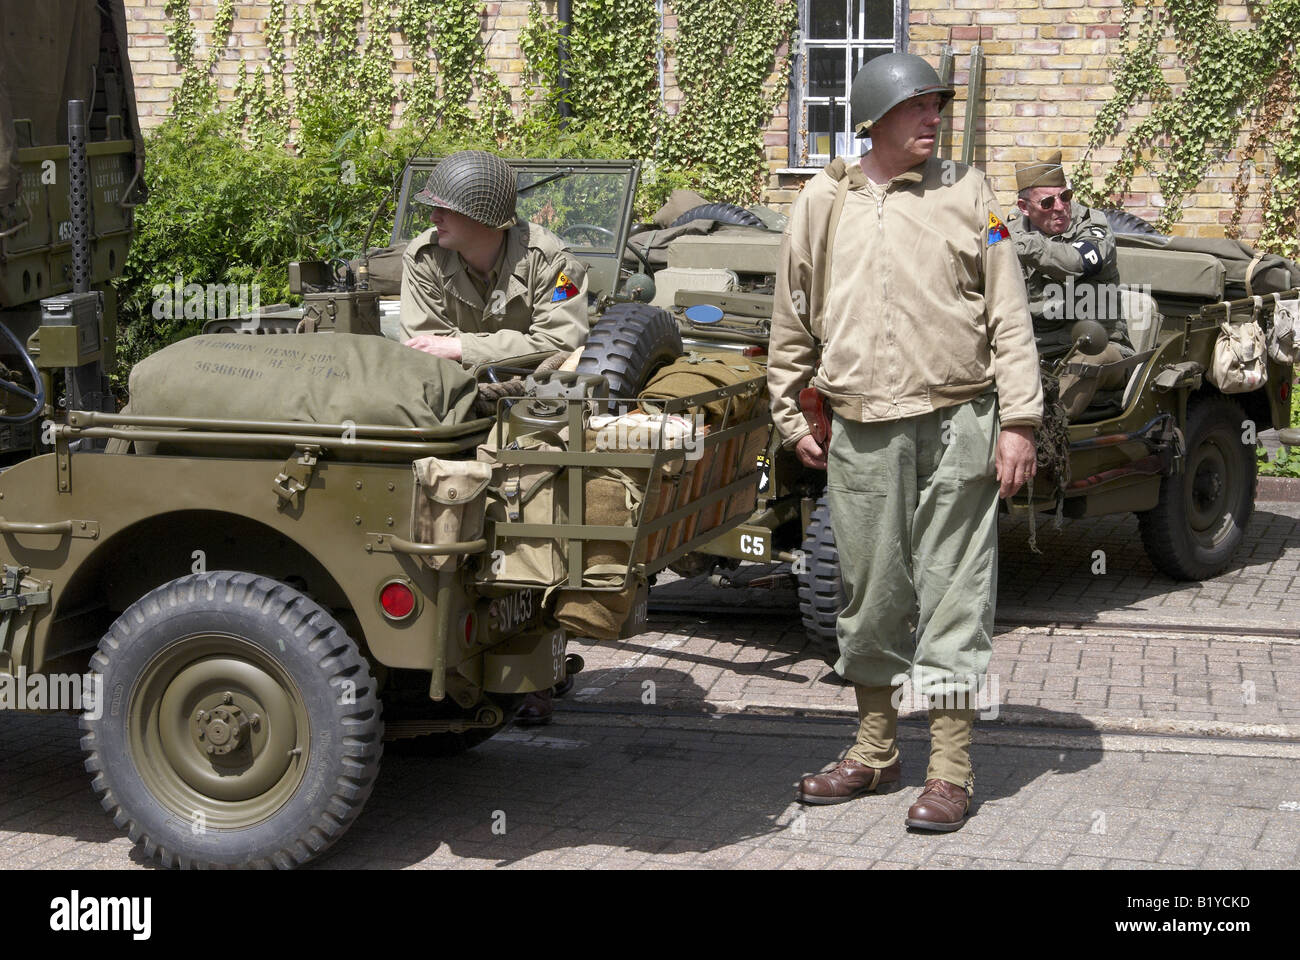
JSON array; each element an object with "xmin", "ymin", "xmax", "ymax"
[
  {"xmin": 551, "ymin": 271, "xmax": 580, "ymax": 302},
  {"xmin": 987, "ymin": 213, "xmax": 1009, "ymax": 245},
  {"xmin": 1089, "ymin": 225, "xmax": 1108, "ymax": 238}
]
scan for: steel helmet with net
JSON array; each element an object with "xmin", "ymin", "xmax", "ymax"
[{"xmin": 414, "ymin": 150, "xmax": 518, "ymax": 229}]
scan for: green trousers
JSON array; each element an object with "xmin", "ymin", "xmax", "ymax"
[{"xmin": 826, "ymin": 393, "xmax": 1000, "ymax": 699}]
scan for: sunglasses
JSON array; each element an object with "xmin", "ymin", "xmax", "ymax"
[{"xmin": 1035, "ymin": 189, "xmax": 1073, "ymax": 210}]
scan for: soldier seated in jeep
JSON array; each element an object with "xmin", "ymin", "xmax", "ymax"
[
  {"xmin": 1008, "ymin": 150, "xmax": 1135, "ymax": 418},
  {"xmin": 399, "ymin": 149, "xmax": 591, "ymax": 367}
]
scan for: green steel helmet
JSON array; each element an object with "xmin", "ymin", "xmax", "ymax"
[
  {"xmin": 414, "ymin": 150, "xmax": 518, "ymax": 229},
  {"xmin": 849, "ymin": 53, "xmax": 955, "ymax": 137}
]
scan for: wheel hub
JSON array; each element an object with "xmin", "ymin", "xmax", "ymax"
[{"xmin": 194, "ymin": 693, "xmax": 260, "ymax": 756}]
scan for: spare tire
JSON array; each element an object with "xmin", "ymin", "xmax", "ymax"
[
  {"xmin": 577, "ymin": 303, "xmax": 683, "ymax": 408},
  {"xmin": 1104, "ymin": 209, "xmax": 1163, "ymax": 236},
  {"xmin": 670, "ymin": 203, "xmax": 764, "ymax": 229}
]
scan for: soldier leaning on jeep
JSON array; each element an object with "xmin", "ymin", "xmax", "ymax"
[
  {"xmin": 399, "ymin": 149, "xmax": 590, "ymax": 367},
  {"xmin": 399, "ymin": 149, "xmax": 589, "ymax": 725},
  {"xmin": 1008, "ymin": 150, "xmax": 1134, "ymax": 418}
]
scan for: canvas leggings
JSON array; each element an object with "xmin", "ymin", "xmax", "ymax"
[{"xmin": 826, "ymin": 393, "xmax": 1000, "ymax": 699}]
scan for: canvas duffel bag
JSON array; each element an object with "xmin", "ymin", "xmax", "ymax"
[
  {"xmin": 640, "ymin": 351, "xmax": 767, "ymax": 426},
  {"xmin": 128, "ymin": 332, "xmax": 478, "ymax": 428},
  {"xmin": 551, "ymin": 465, "xmax": 648, "ymax": 641},
  {"xmin": 475, "ymin": 430, "xmax": 568, "ymax": 589}
]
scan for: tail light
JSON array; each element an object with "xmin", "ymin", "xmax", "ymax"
[
  {"xmin": 743, "ymin": 346, "xmax": 767, "ymax": 357},
  {"xmin": 378, "ymin": 579, "xmax": 417, "ymax": 621}
]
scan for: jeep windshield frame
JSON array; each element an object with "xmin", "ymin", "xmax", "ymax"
[{"xmin": 392, "ymin": 158, "xmax": 641, "ymax": 299}]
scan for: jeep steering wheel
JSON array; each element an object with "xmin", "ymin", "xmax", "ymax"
[
  {"xmin": 0, "ymin": 321, "xmax": 46, "ymax": 424},
  {"xmin": 559, "ymin": 223, "xmax": 616, "ymax": 246}
]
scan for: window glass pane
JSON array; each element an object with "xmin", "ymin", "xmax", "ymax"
[
  {"xmin": 808, "ymin": 103, "xmax": 834, "ymax": 157},
  {"xmin": 808, "ymin": 47, "xmax": 846, "ymax": 99},
  {"xmin": 855, "ymin": 0, "xmax": 894, "ymax": 40},
  {"xmin": 852, "ymin": 46, "xmax": 893, "ymax": 72},
  {"xmin": 808, "ymin": 0, "xmax": 847, "ymax": 39}
]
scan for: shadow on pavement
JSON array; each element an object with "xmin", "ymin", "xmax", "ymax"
[
  {"xmin": 965, "ymin": 704, "xmax": 1104, "ymax": 810},
  {"xmin": 331, "ymin": 667, "xmax": 817, "ymax": 867},
  {"xmin": 331, "ymin": 676, "xmax": 1110, "ymax": 868},
  {"xmin": 996, "ymin": 506, "xmax": 1296, "ymax": 624}
]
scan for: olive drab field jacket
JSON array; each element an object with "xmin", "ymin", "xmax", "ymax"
[
  {"xmin": 399, "ymin": 220, "xmax": 590, "ymax": 366},
  {"xmin": 1007, "ymin": 204, "xmax": 1128, "ymax": 351},
  {"xmin": 767, "ymin": 155, "xmax": 1044, "ymax": 449}
]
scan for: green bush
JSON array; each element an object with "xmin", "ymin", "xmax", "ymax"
[
  {"xmin": 1257, "ymin": 373, "xmax": 1300, "ymax": 477},
  {"xmin": 112, "ymin": 113, "xmax": 706, "ymax": 387}
]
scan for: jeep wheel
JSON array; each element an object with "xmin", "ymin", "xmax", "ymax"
[
  {"xmin": 797, "ymin": 494, "xmax": 844, "ymax": 670},
  {"xmin": 1138, "ymin": 395, "xmax": 1256, "ymax": 580},
  {"xmin": 578, "ymin": 302, "xmax": 683, "ymax": 407},
  {"xmin": 80, "ymin": 572, "xmax": 383, "ymax": 869}
]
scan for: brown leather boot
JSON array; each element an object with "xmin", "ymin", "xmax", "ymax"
[
  {"xmin": 905, "ymin": 778, "xmax": 971, "ymax": 831},
  {"xmin": 797, "ymin": 758, "xmax": 901, "ymax": 805},
  {"xmin": 515, "ymin": 689, "xmax": 553, "ymax": 726}
]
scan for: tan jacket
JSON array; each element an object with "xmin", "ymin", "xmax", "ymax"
[
  {"xmin": 399, "ymin": 221, "xmax": 590, "ymax": 366},
  {"xmin": 768, "ymin": 156, "xmax": 1044, "ymax": 448}
]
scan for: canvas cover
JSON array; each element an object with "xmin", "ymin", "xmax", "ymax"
[
  {"xmin": 128, "ymin": 333, "xmax": 479, "ymax": 428},
  {"xmin": 1115, "ymin": 246, "xmax": 1226, "ymax": 302},
  {"xmin": 1118, "ymin": 235, "xmax": 1300, "ymax": 299},
  {"xmin": 0, "ymin": 0, "xmax": 143, "ymax": 206},
  {"xmin": 640, "ymin": 351, "xmax": 767, "ymax": 426}
]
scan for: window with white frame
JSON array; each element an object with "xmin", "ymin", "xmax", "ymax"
[{"xmin": 791, "ymin": 0, "xmax": 907, "ymax": 167}]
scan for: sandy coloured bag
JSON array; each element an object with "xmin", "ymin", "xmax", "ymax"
[
  {"xmin": 1208, "ymin": 301, "xmax": 1268, "ymax": 394},
  {"xmin": 1268, "ymin": 293, "xmax": 1300, "ymax": 365},
  {"xmin": 411, "ymin": 457, "xmax": 493, "ymax": 571},
  {"xmin": 551, "ymin": 466, "xmax": 648, "ymax": 641},
  {"xmin": 475, "ymin": 431, "xmax": 567, "ymax": 588},
  {"xmin": 640, "ymin": 351, "xmax": 766, "ymax": 426}
]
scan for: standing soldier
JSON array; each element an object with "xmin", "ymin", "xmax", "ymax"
[
  {"xmin": 767, "ymin": 55, "xmax": 1044, "ymax": 831},
  {"xmin": 1009, "ymin": 150, "xmax": 1133, "ymax": 418}
]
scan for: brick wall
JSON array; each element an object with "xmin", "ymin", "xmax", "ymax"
[
  {"xmin": 121, "ymin": 1, "xmax": 1265, "ymax": 240},
  {"xmin": 907, "ymin": 0, "xmax": 1263, "ymax": 240}
]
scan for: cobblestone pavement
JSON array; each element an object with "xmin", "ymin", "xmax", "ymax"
[{"xmin": 0, "ymin": 502, "xmax": 1297, "ymax": 869}]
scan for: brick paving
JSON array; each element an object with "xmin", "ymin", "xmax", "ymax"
[
  {"xmin": 0, "ymin": 500, "xmax": 1297, "ymax": 869},
  {"xmin": 4, "ymin": 710, "xmax": 1297, "ymax": 870}
]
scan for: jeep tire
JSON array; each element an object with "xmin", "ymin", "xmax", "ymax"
[
  {"xmin": 797, "ymin": 494, "xmax": 845, "ymax": 670},
  {"xmin": 577, "ymin": 302, "xmax": 683, "ymax": 405},
  {"xmin": 1138, "ymin": 395, "xmax": 1256, "ymax": 580},
  {"xmin": 81, "ymin": 571, "xmax": 383, "ymax": 869}
]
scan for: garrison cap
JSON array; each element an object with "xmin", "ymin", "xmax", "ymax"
[{"xmin": 1016, "ymin": 150, "xmax": 1067, "ymax": 192}]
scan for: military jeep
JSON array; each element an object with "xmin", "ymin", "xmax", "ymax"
[
  {"xmin": 0, "ymin": 157, "xmax": 770, "ymax": 867},
  {"xmin": 624, "ymin": 211, "xmax": 1300, "ymax": 661}
]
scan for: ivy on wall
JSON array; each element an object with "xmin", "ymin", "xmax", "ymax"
[
  {"xmin": 1074, "ymin": 0, "xmax": 1299, "ymax": 256},
  {"xmin": 661, "ymin": 0, "xmax": 798, "ymax": 202},
  {"xmin": 161, "ymin": 0, "xmax": 794, "ymax": 209}
]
